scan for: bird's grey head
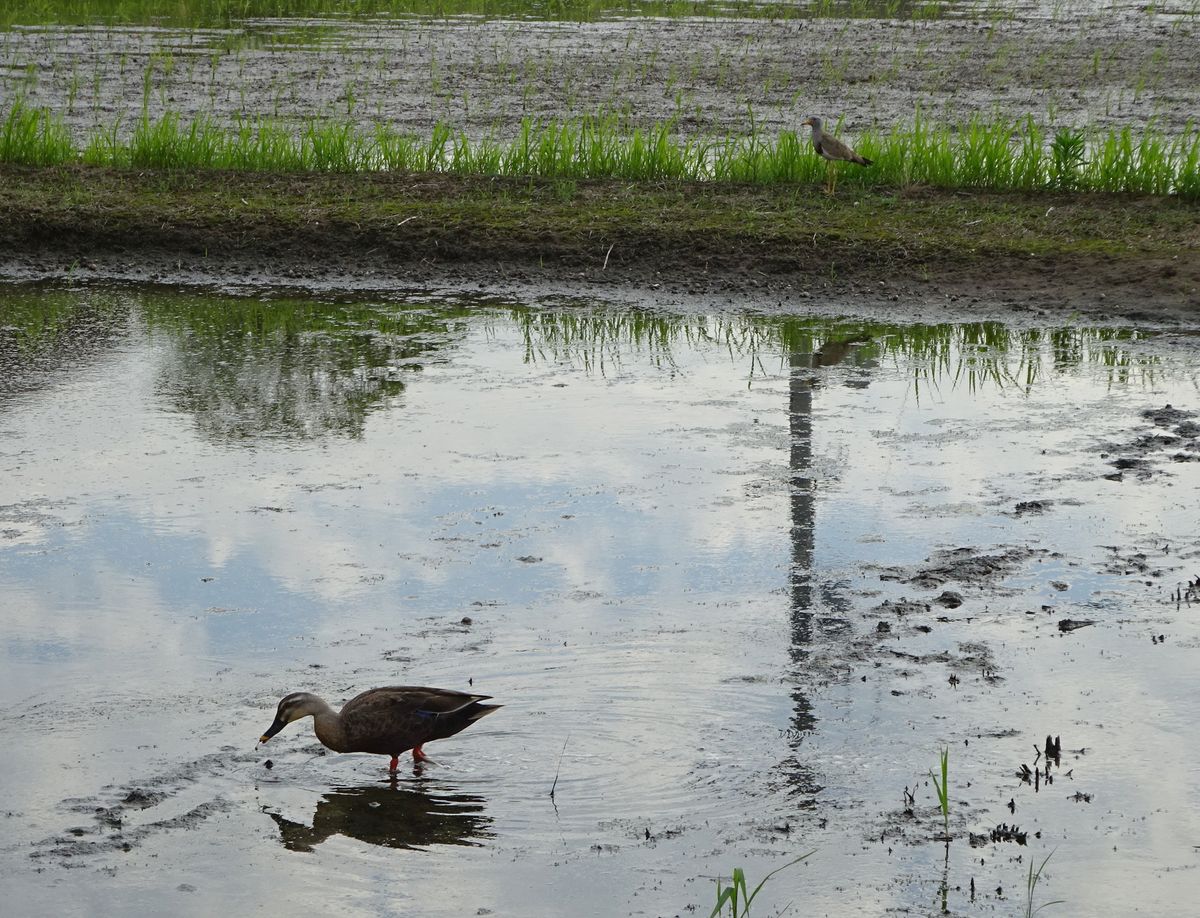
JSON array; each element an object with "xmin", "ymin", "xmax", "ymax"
[
  {"xmin": 802, "ymin": 116, "xmax": 822, "ymax": 131},
  {"xmin": 259, "ymin": 692, "xmax": 320, "ymax": 743}
]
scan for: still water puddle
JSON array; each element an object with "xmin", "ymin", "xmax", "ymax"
[{"xmin": 2, "ymin": 286, "xmax": 1199, "ymax": 916}]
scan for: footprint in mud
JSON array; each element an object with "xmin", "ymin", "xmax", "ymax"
[
  {"xmin": 33, "ymin": 749, "xmax": 255, "ymax": 863},
  {"xmin": 1098, "ymin": 404, "xmax": 1200, "ymax": 479}
]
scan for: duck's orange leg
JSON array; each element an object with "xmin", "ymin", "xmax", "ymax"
[
  {"xmin": 388, "ymin": 755, "xmax": 400, "ymax": 773},
  {"xmin": 412, "ymin": 745, "xmax": 428, "ymax": 763}
]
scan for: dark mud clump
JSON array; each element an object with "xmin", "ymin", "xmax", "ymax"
[
  {"xmin": 32, "ymin": 749, "xmax": 256, "ymax": 864},
  {"xmin": 1014, "ymin": 499, "xmax": 1053, "ymax": 515},
  {"xmin": 878, "ymin": 546, "xmax": 1050, "ymax": 591},
  {"xmin": 35, "ymin": 800, "xmax": 231, "ymax": 861},
  {"xmin": 1100, "ymin": 404, "xmax": 1200, "ymax": 479}
]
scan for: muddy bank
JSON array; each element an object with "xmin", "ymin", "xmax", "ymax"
[{"xmin": 2, "ymin": 165, "xmax": 1198, "ymax": 322}]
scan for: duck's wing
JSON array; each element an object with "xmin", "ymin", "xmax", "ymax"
[
  {"xmin": 334, "ymin": 687, "xmax": 460, "ymax": 752},
  {"xmin": 339, "ymin": 687, "xmax": 497, "ymax": 752},
  {"xmin": 343, "ymin": 686, "xmax": 490, "ymax": 716}
]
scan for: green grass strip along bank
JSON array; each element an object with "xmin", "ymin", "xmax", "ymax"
[{"xmin": 4, "ymin": 101, "xmax": 1198, "ymax": 198}]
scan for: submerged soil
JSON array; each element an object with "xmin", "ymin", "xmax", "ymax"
[
  {"xmin": 2, "ymin": 165, "xmax": 1198, "ymax": 322},
  {"xmin": 3, "ymin": 5, "xmax": 1199, "ymax": 142}
]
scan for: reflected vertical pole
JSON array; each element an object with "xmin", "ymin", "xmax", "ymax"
[
  {"xmin": 787, "ymin": 342, "xmax": 817, "ymax": 738},
  {"xmin": 789, "ymin": 347, "xmax": 815, "ymax": 650}
]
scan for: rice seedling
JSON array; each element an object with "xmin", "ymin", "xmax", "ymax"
[
  {"xmin": 708, "ymin": 852, "xmax": 814, "ymax": 918},
  {"xmin": 929, "ymin": 747, "xmax": 949, "ymax": 839},
  {"xmin": 0, "ymin": 98, "xmax": 73, "ymax": 166},
  {"xmin": 129, "ymin": 111, "xmax": 225, "ymax": 169},
  {"xmin": 1049, "ymin": 128, "xmax": 1085, "ymax": 190},
  {"xmin": 1024, "ymin": 849, "xmax": 1066, "ymax": 917},
  {"xmin": 1171, "ymin": 123, "xmax": 1200, "ymax": 198},
  {"xmin": 2, "ymin": 96, "xmax": 1198, "ymax": 198},
  {"xmin": 304, "ymin": 119, "xmax": 371, "ymax": 172}
]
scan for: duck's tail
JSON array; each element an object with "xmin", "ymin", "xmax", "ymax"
[
  {"xmin": 434, "ymin": 701, "xmax": 502, "ymax": 740},
  {"xmin": 464, "ymin": 702, "xmax": 502, "ymax": 723}
]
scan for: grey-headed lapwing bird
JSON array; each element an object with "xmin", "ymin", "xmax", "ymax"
[{"xmin": 801, "ymin": 116, "xmax": 872, "ymax": 194}]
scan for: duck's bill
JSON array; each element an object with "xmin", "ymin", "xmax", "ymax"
[{"xmin": 259, "ymin": 719, "xmax": 285, "ymax": 743}]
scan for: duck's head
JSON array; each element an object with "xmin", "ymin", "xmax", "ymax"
[{"xmin": 259, "ymin": 692, "xmax": 322, "ymax": 744}]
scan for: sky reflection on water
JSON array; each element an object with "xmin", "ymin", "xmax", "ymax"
[{"xmin": 1, "ymin": 286, "xmax": 1198, "ymax": 917}]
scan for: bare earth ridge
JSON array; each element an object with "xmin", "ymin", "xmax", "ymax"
[{"xmin": 2, "ymin": 166, "xmax": 1198, "ymax": 322}]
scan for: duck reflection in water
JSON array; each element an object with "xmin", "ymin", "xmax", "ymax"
[{"xmin": 266, "ymin": 782, "xmax": 493, "ymax": 852}]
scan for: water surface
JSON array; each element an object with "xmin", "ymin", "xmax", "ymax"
[{"xmin": 2, "ymin": 286, "xmax": 1199, "ymax": 915}]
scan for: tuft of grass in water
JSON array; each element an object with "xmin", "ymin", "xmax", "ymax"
[
  {"xmin": 1050, "ymin": 128, "xmax": 1086, "ymax": 190},
  {"xmin": 930, "ymin": 748, "xmax": 949, "ymax": 839},
  {"xmin": 708, "ymin": 852, "xmax": 813, "ymax": 918},
  {"xmin": 1172, "ymin": 124, "xmax": 1200, "ymax": 198},
  {"xmin": 1024, "ymin": 849, "xmax": 1066, "ymax": 917},
  {"xmin": 129, "ymin": 111, "xmax": 226, "ymax": 169},
  {"xmin": 0, "ymin": 99, "xmax": 73, "ymax": 166},
  {"xmin": 3, "ymin": 99, "xmax": 1199, "ymax": 198}
]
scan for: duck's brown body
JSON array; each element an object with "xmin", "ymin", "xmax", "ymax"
[{"xmin": 261, "ymin": 686, "xmax": 501, "ymax": 772}]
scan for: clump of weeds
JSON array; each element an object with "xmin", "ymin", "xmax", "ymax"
[
  {"xmin": 930, "ymin": 747, "xmax": 950, "ymax": 840},
  {"xmin": 708, "ymin": 852, "xmax": 813, "ymax": 917},
  {"xmin": 1024, "ymin": 849, "xmax": 1065, "ymax": 917}
]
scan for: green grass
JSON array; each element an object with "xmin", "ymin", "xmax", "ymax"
[
  {"xmin": 1024, "ymin": 849, "xmax": 1065, "ymax": 917},
  {"xmin": 5, "ymin": 100, "xmax": 1199, "ymax": 198},
  {"xmin": 930, "ymin": 748, "xmax": 949, "ymax": 839},
  {"xmin": 708, "ymin": 853, "xmax": 814, "ymax": 918},
  {"xmin": 0, "ymin": 100, "xmax": 74, "ymax": 166}
]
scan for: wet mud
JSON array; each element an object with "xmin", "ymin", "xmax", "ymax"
[{"xmin": 3, "ymin": 3, "xmax": 1198, "ymax": 142}]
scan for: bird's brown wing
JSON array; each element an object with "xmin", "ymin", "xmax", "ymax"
[
  {"xmin": 825, "ymin": 133, "xmax": 872, "ymax": 166},
  {"xmin": 819, "ymin": 133, "xmax": 855, "ymax": 162},
  {"xmin": 339, "ymin": 687, "xmax": 492, "ymax": 754}
]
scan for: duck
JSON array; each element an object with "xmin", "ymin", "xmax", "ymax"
[
  {"xmin": 801, "ymin": 116, "xmax": 873, "ymax": 194},
  {"xmin": 260, "ymin": 686, "xmax": 501, "ymax": 773}
]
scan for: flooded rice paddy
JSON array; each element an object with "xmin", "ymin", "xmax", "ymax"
[
  {"xmin": 3, "ymin": 0, "xmax": 1198, "ymax": 146},
  {"xmin": 2, "ymin": 286, "xmax": 1200, "ymax": 916}
]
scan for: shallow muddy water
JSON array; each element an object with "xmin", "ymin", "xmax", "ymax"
[
  {"xmin": 3, "ymin": 1, "xmax": 1198, "ymax": 145},
  {"xmin": 2, "ymin": 286, "xmax": 1200, "ymax": 916}
]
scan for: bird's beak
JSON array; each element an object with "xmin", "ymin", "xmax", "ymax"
[{"xmin": 259, "ymin": 717, "xmax": 285, "ymax": 744}]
